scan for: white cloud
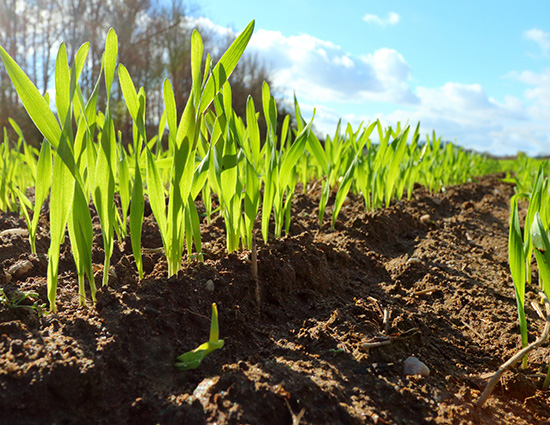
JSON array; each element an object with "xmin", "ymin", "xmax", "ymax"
[
  {"xmin": 188, "ymin": 17, "xmax": 550, "ymax": 156},
  {"xmin": 508, "ymin": 68, "xmax": 550, "ymax": 121},
  {"xmin": 188, "ymin": 16, "xmax": 235, "ymax": 38},
  {"xmin": 248, "ymin": 29, "xmax": 417, "ymax": 105},
  {"xmin": 301, "ymin": 80, "xmax": 543, "ymax": 156},
  {"xmin": 187, "ymin": 18, "xmax": 415, "ymax": 105},
  {"xmin": 394, "ymin": 84, "xmax": 529, "ymax": 149},
  {"xmin": 362, "ymin": 12, "xmax": 400, "ymax": 27},
  {"xmin": 524, "ymin": 28, "xmax": 550, "ymax": 56},
  {"xmin": 416, "ymin": 83, "xmax": 509, "ymax": 117},
  {"xmin": 359, "ymin": 49, "xmax": 419, "ymax": 104}
]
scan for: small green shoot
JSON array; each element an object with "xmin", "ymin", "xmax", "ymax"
[
  {"xmin": 0, "ymin": 289, "xmax": 46, "ymax": 317},
  {"xmin": 531, "ymin": 212, "xmax": 550, "ymax": 298},
  {"xmin": 509, "ymin": 196, "xmax": 528, "ymax": 368},
  {"xmin": 530, "ymin": 212, "xmax": 550, "ymax": 387},
  {"xmin": 175, "ymin": 303, "xmax": 224, "ymax": 370}
]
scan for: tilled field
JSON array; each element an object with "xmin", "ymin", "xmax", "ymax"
[{"xmin": 0, "ymin": 174, "xmax": 549, "ymax": 424}]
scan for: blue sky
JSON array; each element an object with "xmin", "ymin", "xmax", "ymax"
[{"xmin": 192, "ymin": 0, "xmax": 550, "ymax": 156}]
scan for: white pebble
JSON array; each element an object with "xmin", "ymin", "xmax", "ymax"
[{"xmin": 403, "ymin": 356, "xmax": 430, "ymax": 377}]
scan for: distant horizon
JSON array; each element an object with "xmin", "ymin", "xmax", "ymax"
[{"xmin": 193, "ymin": 0, "xmax": 550, "ymax": 156}]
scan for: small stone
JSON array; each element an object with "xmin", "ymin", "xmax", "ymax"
[
  {"xmin": 204, "ymin": 279, "xmax": 215, "ymax": 292},
  {"xmin": 419, "ymin": 214, "xmax": 431, "ymax": 224},
  {"xmin": 7, "ymin": 260, "xmax": 33, "ymax": 278},
  {"xmin": 403, "ymin": 356, "xmax": 430, "ymax": 377},
  {"xmin": 406, "ymin": 257, "xmax": 422, "ymax": 266}
]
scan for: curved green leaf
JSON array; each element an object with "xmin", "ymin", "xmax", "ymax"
[{"xmin": 0, "ymin": 46, "xmax": 61, "ymax": 148}]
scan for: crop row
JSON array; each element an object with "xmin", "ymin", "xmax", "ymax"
[
  {"xmin": 0, "ymin": 21, "xmax": 501, "ymax": 312},
  {"xmin": 507, "ymin": 165, "xmax": 550, "ymax": 391}
]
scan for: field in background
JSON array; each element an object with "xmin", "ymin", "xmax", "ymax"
[{"xmin": 0, "ymin": 22, "xmax": 549, "ymax": 425}]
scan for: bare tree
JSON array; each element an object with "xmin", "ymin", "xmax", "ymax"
[{"xmin": 0, "ymin": 0, "xmax": 290, "ymax": 146}]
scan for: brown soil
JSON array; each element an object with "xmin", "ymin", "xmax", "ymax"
[{"xmin": 1, "ymin": 174, "xmax": 549, "ymax": 425}]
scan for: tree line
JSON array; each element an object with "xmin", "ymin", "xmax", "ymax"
[{"xmin": 0, "ymin": 0, "xmax": 286, "ymax": 145}]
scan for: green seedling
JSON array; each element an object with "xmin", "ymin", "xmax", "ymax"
[
  {"xmin": 530, "ymin": 212, "xmax": 550, "ymax": 388},
  {"xmin": 509, "ymin": 196, "xmax": 528, "ymax": 368},
  {"xmin": 0, "ymin": 289, "xmax": 46, "ymax": 317},
  {"xmin": 531, "ymin": 212, "xmax": 550, "ymax": 297},
  {"xmin": 175, "ymin": 303, "xmax": 225, "ymax": 370},
  {"xmin": 146, "ymin": 21, "xmax": 254, "ymax": 273}
]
